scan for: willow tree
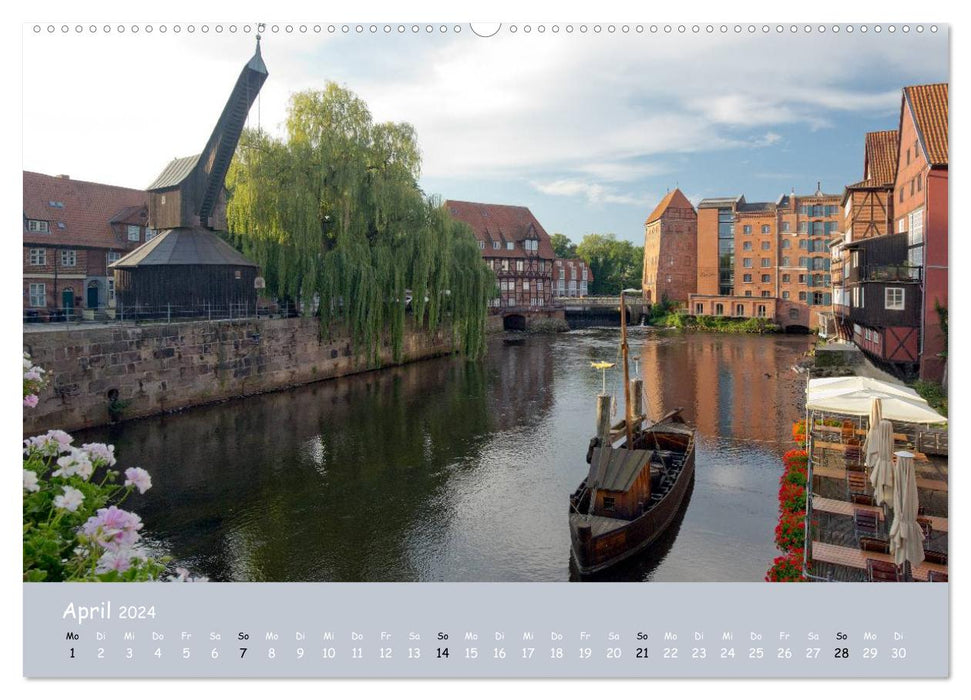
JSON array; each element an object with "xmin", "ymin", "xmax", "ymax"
[{"xmin": 226, "ymin": 84, "xmax": 494, "ymax": 360}]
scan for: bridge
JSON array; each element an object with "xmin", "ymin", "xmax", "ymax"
[{"xmin": 557, "ymin": 295, "xmax": 648, "ymax": 329}]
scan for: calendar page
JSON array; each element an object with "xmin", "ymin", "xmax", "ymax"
[{"xmin": 19, "ymin": 8, "xmax": 952, "ymax": 686}]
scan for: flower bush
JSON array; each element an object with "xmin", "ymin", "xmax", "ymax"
[
  {"xmin": 774, "ymin": 509, "xmax": 807, "ymax": 552},
  {"xmin": 23, "ymin": 352, "xmax": 203, "ymax": 582},
  {"xmin": 782, "ymin": 448, "xmax": 808, "ymax": 469},
  {"xmin": 780, "ymin": 466, "xmax": 807, "ymax": 488},
  {"xmin": 778, "ymin": 481, "xmax": 807, "ymax": 513},
  {"xmin": 765, "ymin": 549, "xmax": 807, "ymax": 582}
]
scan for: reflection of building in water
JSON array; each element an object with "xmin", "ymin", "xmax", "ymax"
[
  {"xmin": 637, "ymin": 336, "xmax": 800, "ymax": 444},
  {"xmin": 485, "ymin": 340, "xmax": 556, "ymax": 432}
]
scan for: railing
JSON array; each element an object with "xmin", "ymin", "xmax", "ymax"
[
  {"xmin": 23, "ymin": 302, "xmax": 293, "ymax": 326},
  {"xmin": 861, "ymin": 264, "xmax": 922, "ymax": 282}
]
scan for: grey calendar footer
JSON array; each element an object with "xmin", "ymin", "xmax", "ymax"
[{"xmin": 24, "ymin": 582, "xmax": 948, "ymax": 678}]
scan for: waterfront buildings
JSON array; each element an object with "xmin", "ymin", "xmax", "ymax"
[
  {"xmin": 831, "ymin": 83, "xmax": 948, "ymax": 382},
  {"xmin": 552, "ymin": 258, "xmax": 593, "ymax": 298},
  {"xmin": 446, "ymin": 200, "xmax": 556, "ymax": 309},
  {"xmin": 22, "ymin": 172, "xmax": 150, "ymax": 319},
  {"xmin": 641, "ymin": 188, "xmax": 697, "ymax": 306},
  {"xmin": 690, "ymin": 187, "xmax": 842, "ymax": 330}
]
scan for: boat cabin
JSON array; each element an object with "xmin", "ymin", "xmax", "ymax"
[{"xmin": 587, "ymin": 447, "xmax": 658, "ymax": 520}]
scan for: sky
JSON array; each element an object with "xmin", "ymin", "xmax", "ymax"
[{"xmin": 22, "ymin": 24, "xmax": 948, "ymax": 248}]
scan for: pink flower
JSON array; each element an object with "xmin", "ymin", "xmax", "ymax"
[
  {"xmin": 23, "ymin": 394, "xmax": 39, "ymax": 408},
  {"xmin": 124, "ymin": 467, "xmax": 152, "ymax": 494},
  {"xmin": 81, "ymin": 506, "xmax": 143, "ymax": 550},
  {"xmin": 24, "ymin": 429, "xmax": 74, "ymax": 457},
  {"xmin": 96, "ymin": 549, "xmax": 134, "ymax": 574},
  {"xmin": 53, "ymin": 486, "xmax": 84, "ymax": 512}
]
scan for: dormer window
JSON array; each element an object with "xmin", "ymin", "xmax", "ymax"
[
  {"xmin": 493, "ymin": 241, "xmax": 500, "ymax": 250},
  {"xmin": 27, "ymin": 219, "xmax": 49, "ymax": 233},
  {"xmin": 506, "ymin": 241, "xmax": 514, "ymax": 250},
  {"xmin": 127, "ymin": 225, "xmax": 140, "ymax": 242}
]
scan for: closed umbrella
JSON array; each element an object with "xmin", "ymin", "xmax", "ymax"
[
  {"xmin": 889, "ymin": 451, "xmax": 925, "ymax": 572},
  {"xmin": 868, "ymin": 419, "xmax": 895, "ymax": 507},
  {"xmin": 862, "ymin": 398, "xmax": 884, "ymax": 466}
]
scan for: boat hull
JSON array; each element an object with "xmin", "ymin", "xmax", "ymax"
[{"xmin": 569, "ymin": 440, "xmax": 695, "ymax": 575}]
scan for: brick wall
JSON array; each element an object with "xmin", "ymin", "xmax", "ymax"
[{"xmin": 23, "ymin": 317, "xmax": 456, "ymax": 434}]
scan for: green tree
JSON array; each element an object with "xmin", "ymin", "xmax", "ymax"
[
  {"xmin": 550, "ymin": 233, "xmax": 578, "ymax": 259},
  {"xmin": 225, "ymin": 84, "xmax": 494, "ymax": 360},
  {"xmin": 575, "ymin": 233, "xmax": 643, "ymax": 295}
]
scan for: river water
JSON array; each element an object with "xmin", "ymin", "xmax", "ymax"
[{"xmin": 77, "ymin": 329, "xmax": 813, "ymax": 582}]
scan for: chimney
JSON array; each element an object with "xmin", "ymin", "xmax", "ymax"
[{"xmin": 56, "ymin": 174, "xmax": 70, "ymax": 179}]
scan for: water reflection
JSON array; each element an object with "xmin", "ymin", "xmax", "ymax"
[{"xmin": 77, "ymin": 329, "xmax": 811, "ymax": 582}]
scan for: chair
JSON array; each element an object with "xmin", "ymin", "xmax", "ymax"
[
  {"xmin": 924, "ymin": 550, "xmax": 948, "ymax": 566},
  {"xmin": 844, "ymin": 438, "xmax": 863, "ymax": 468},
  {"xmin": 854, "ymin": 509, "xmax": 881, "ymax": 542},
  {"xmin": 846, "ymin": 471, "xmax": 870, "ymax": 502},
  {"xmin": 927, "ymin": 571, "xmax": 948, "ymax": 583},
  {"xmin": 840, "ymin": 420, "xmax": 856, "ymax": 443},
  {"xmin": 859, "ymin": 536, "xmax": 890, "ymax": 554},
  {"xmin": 866, "ymin": 559, "xmax": 902, "ymax": 582}
]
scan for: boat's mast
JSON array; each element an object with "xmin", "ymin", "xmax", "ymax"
[{"xmin": 621, "ymin": 289, "xmax": 633, "ymax": 448}]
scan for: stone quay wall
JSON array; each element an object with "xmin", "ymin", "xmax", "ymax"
[{"xmin": 23, "ymin": 317, "xmax": 456, "ymax": 434}]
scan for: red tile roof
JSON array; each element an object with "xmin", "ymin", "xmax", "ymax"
[
  {"xmin": 445, "ymin": 200, "xmax": 555, "ymax": 260},
  {"xmin": 904, "ymin": 83, "xmax": 948, "ymax": 167},
  {"xmin": 554, "ymin": 257, "xmax": 594, "ymax": 283},
  {"xmin": 645, "ymin": 188, "xmax": 695, "ymax": 224},
  {"xmin": 23, "ymin": 172, "xmax": 148, "ymax": 248},
  {"xmin": 863, "ymin": 130, "xmax": 898, "ymax": 186}
]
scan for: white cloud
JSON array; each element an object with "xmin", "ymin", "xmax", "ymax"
[{"xmin": 531, "ymin": 179, "xmax": 652, "ymax": 207}]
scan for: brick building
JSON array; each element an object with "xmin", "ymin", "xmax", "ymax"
[
  {"xmin": 691, "ymin": 187, "xmax": 841, "ymax": 329},
  {"xmin": 552, "ymin": 258, "xmax": 592, "ymax": 298},
  {"xmin": 23, "ymin": 172, "xmax": 150, "ymax": 319},
  {"xmin": 445, "ymin": 200, "xmax": 556, "ymax": 309},
  {"xmin": 641, "ymin": 188, "xmax": 697, "ymax": 306},
  {"xmin": 832, "ymin": 84, "xmax": 948, "ymax": 382}
]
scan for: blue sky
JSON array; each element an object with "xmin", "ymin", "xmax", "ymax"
[{"xmin": 22, "ymin": 24, "xmax": 948, "ymax": 246}]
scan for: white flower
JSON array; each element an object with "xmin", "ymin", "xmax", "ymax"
[
  {"xmin": 124, "ymin": 467, "xmax": 152, "ymax": 494},
  {"xmin": 81, "ymin": 443, "xmax": 116, "ymax": 467},
  {"xmin": 24, "ymin": 429, "xmax": 74, "ymax": 457},
  {"xmin": 53, "ymin": 448, "xmax": 94, "ymax": 480},
  {"xmin": 23, "ymin": 469, "xmax": 40, "ymax": 493},
  {"xmin": 53, "ymin": 486, "xmax": 84, "ymax": 512},
  {"xmin": 167, "ymin": 567, "xmax": 208, "ymax": 583}
]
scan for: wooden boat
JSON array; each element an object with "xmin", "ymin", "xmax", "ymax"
[{"xmin": 568, "ymin": 289, "xmax": 696, "ymax": 575}]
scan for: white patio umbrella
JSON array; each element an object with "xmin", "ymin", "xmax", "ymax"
[
  {"xmin": 862, "ymin": 397, "xmax": 884, "ymax": 466},
  {"xmin": 868, "ymin": 420, "xmax": 895, "ymax": 507},
  {"xmin": 888, "ymin": 451, "xmax": 925, "ymax": 571}
]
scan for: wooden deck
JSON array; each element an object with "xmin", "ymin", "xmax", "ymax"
[
  {"xmin": 812, "ymin": 464, "xmax": 948, "ymax": 492},
  {"xmin": 811, "ymin": 496, "xmax": 948, "ymax": 532},
  {"xmin": 811, "ymin": 541, "xmax": 947, "ymax": 581},
  {"xmin": 814, "ymin": 425, "xmax": 908, "ymax": 442},
  {"xmin": 813, "ymin": 440, "xmax": 928, "ymax": 461}
]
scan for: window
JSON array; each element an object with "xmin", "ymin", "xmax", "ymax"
[
  {"xmin": 761, "ymin": 225, "xmax": 770, "ymax": 234},
  {"xmin": 798, "ymin": 239, "xmax": 807, "ymax": 249},
  {"xmin": 743, "ymin": 225, "xmax": 752, "ymax": 234},
  {"xmin": 582, "ymin": 269, "xmax": 587, "ymax": 281},
  {"xmin": 761, "ymin": 291, "xmax": 771, "ymax": 298},
  {"xmin": 28, "ymin": 248, "xmax": 46, "ymax": 266},
  {"xmin": 695, "ymin": 303, "xmax": 704, "ymax": 314},
  {"xmin": 761, "ymin": 241, "xmax": 771, "ymax": 251},
  {"xmin": 603, "ymin": 497, "xmax": 616, "ymax": 512},
  {"xmin": 781, "ymin": 256, "xmax": 790, "ymax": 267},
  {"xmin": 824, "ymin": 222, "xmax": 838, "ymax": 235},
  {"xmin": 761, "ymin": 274, "xmax": 770, "ymax": 283},
  {"xmin": 782, "ymin": 291, "xmax": 790, "ymax": 300},
  {"xmin": 744, "ymin": 290, "xmax": 752, "ymax": 297},
  {"xmin": 735, "ymin": 304, "xmax": 745, "ymax": 316},
  {"xmin": 742, "ymin": 241, "xmax": 752, "ymax": 251},
  {"xmin": 715, "ymin": 303, "xmax": 724, "ymax": 316},
  {"xmin": 506, "ymin": 241, "xmax": 514, "ymax": 250},
  {"xmin": 852, "ymin": 251, "xmax": 859, "ymax": 268},
  {"xmin": 559, "ymin": 268, "xmax": 565, "ymax": 280},
  {"xmin": 798, "ymin": 257, "xmax": 808, "ymax": 267},
  {"xmin": 782, "ymin": 274, "xmax": 791, "ymax": 283},
  {"xmin": 107, "ymin": 279, "xmax": 115, "ymax": 304},
  {"xmin": 798, "ymin": 222, "xmax": 808, "ymax": 233},
  {"xmin": 781, "ymin": 239, "xmax": 790, "ymax": 249},
  {"xmin": 781, "ymin": 222, "xmax": 791, "ymax": 233},
  {"xmin": 761, "ymin": 258, "xmax": 771, "ymax": 267},
  {"xmin": 60, "ymin": 249, "xmax": 76, "ymax": 267},
  {"xmin": 885, "ymin": 287, "xmax": 905, "ymax": 310},
  {"xmin": 917, "ymin": 174, "xmax": 922, "ymax": 192},
  {"xmin": 127, "ymin": 225, "xmax": 140, "ymax": 242},
  {"xmin": 523, "ymin": 281, "xmax": 530, "ymax": 292},
  {"xmin": 743, "ymin": 273, "xmax": 752, "ymax": 283},
  {"xmin": 516, "ymin": 260, "xmax": 524, "ymax": 272},
  {"xmin": 798, "ymin": 274, "xmax": 806, "ymax": 283},
  {"xmin": 493, "ymin": 241, "xmax": 500, "ymax": 250},
  {"xmin": 798, "ymin": 291, "xmax": 807, "ymax": 301},
  {"xmin": 743, "ymin": 258, "xmax": 753, "ymax": 268},
  {"xmin": 145, "ymin": 228, "xmax": 158, "ymax": 241},
  {"xmin": 813, "ymin": 205, "xmax": 824, "ymax": 217},
  {"xmin": 757, "ymin": 304, "xmax": 767, "ymax": 317},
  {"xmin": 27, "ymin": 219, "xmax": 50, "ymax": 233},
  {"xmin": 501, "ymin": 260, "xmax": 509, "ymax": 271},
  {"xmin": 478, "ymin": 240, "xmax": 485, "ymax": 249},
  {"xmin": 29, "ymin": 283, "xmax": 46, "ymax": 307},
  {"xmin": 107, "ymin": 251, "xmax": 121, "ymax": 266},
  {"xmin": 788, "ymin": 308, "xmax": 799, "ymax": 319}
]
